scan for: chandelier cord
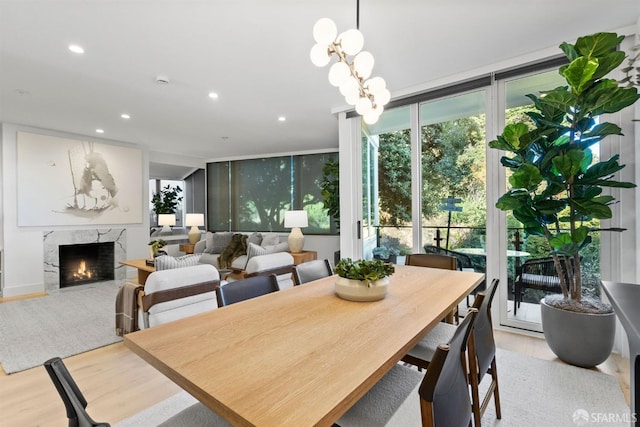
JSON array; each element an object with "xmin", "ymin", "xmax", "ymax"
[{"xmin": 356, "ymin": 0, "xmax": 360, "ymax": 30}]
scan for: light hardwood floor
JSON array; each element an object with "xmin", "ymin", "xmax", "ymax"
[{"xmin": 0, "ymin": 328, "xmax": 630, "ymax": 426}]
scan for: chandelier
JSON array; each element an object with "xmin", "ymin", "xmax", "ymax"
[{"xmin": 310, "ymin": 10, "xmax": 390, "ymax": 125}]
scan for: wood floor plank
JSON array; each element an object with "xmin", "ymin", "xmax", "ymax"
[{"xmin": 0, "ymin": 330, "xmax": 630, "ymax": 426}]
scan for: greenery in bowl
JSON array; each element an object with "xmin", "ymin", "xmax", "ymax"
[{"xmin": 335, "ymin": 258, "xmax": 395, "ymax": 285}]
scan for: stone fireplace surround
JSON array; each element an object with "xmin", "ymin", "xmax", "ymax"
[{"xmin": 43, "ymin": 228, "xmax": 127, "ymax": 291}]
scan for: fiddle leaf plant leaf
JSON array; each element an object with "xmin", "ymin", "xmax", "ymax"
[
  {"xmin": 551, "ymin": 149, "xmax": 585, "ymax": 180},
  {"xmin": 509, "ymin": 164, "xmax": 542, "ymax": 190}
]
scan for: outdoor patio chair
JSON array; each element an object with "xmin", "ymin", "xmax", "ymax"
[{"xmin": 513, "ymin": 257, "xmax": 567, "ymax": 316}]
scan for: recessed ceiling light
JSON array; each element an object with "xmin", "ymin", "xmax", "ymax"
[
  {"xmin": 278, "ymin": 116, "xmax": 286, "ymax": 122},
  {"xmin": 121, "ymin": 113, "xmax": 131, "ymax": 119},
  {"xmin": 208, "ymin": 92, "xmax": 219, "ymax": 99},
  {"xmin": 96, "ymin": 129, "xmax": 104, "ymax": 134},
  {"xmin": 68, "ymin": 44, "xmax": 85, "ymax": 54}
]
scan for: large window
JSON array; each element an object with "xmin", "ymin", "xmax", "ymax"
[
  {"xmin": 149, "ymin": 179, "xmax": 185, "ymax": 227},
  {"xmin": 206, "ymin": 152, "xmax": 338, "ymax": 234}
]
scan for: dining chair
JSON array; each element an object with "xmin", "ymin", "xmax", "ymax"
[
  {"xmin": 406, "ymin": 253, "xmax": 459, "ymax": 323},
  {"xmin": 337, "ymin": 309, "xmax": 478, "ymax": 427},
  {"xmin": 406, "ymin": 253, "xmax": 457, "ymax": 270},
  {"xmin": 402, "ymin": 279, "xmax": 501, "ymax": 427},
  {"xmin": 138, "ymin": 264, "xmax": 220, "ymax": 329},
  {"xmin": 215, "ymin": 274, "xmax": 280, "ymax": 307},
  {"xmin": 292, "ymin": 259, "xmax": 333, "ymax": 285},
  {"xmin": 43, "ymin": 357, "xmax": 111, "ymax": 427}
]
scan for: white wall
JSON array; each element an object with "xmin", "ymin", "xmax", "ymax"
[{"xmin": 0, "ymin": 123, "xmax": 151, "ymax": 297}]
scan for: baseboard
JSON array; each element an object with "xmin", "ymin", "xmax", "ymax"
[{"xmin": 1, "ymin": 282, "xmax": 45, "ymax": 298}]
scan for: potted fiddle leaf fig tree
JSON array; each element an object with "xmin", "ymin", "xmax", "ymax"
[{"xmin": 490, "ymin": 32, "xmax": 639, "ymax": 367}]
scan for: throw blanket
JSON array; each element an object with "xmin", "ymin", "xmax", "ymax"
[
  {"xmin": 115, "ymin": 280, "xmax": 143, "ymax": 336},
  {"xmin": 218, "ymin": 233, "xmax": 248, "ymax": 269}
]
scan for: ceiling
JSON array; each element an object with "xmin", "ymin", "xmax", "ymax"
[{"xmin": 1, "ymin": 1, "xmax": 638, "ymax": 176}]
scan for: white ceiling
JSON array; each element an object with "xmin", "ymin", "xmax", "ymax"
[{"xmin": 1, "ymin": 1, "xmax": 638, "ymax": 172}]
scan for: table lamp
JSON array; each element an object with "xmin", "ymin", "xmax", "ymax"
[
  {"xmin": 157, "ymin": 213, "xmax": 176, "ymax": 234},
  {"xmin": 185, "ymin": 213, "xmax": 205, "ymax": 244},
  {"xmin": 284, "ymin": 210, "xmax": 308, "ymax": 253}
]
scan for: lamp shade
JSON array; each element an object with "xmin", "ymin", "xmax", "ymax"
[
  {"xmin": 284, "ymin": 210, "xmax": 308, "ymax": 228},
  {"xmin": 185, "ymin": 213, "xmax": 204, "ymax": 227},
  {"xmin": 158, "ymin": 214, "xmax": 176, "ymax": 226}
]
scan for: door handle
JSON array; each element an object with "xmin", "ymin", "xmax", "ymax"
[{"xmin": 357, "ymin": 220, "xmax": 361, "ymax": 239}]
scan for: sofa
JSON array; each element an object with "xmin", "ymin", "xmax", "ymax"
[
  {"xmin": 194, "ymin": 231, "xmax": 294, "ymax": 289},
  {"xmin": 194, "ymin": 231, "xmax": 287, "ymax": 269}
]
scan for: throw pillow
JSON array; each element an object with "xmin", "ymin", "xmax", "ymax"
[
  {"xmin": 205, "ymin": 232, "xmax": 233, "ymax": 254},
  {"xmin": 247, "ymin": 232, "xmax": 263, "ymax": 246},
  {"xmin": 154, "ymin": 254, "xmax": 202, "ymax": 271},
  {"xmin": 246, "ymin": 242, "xmax": 269, "ymax": 259},
  {"xmin": 261, "ymin": 232, "xmax": 280, "ymax": 247}
]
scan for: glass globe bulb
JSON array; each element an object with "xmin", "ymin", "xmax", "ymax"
[
  {"xmin": 313, "ymin": 18, "xmax": 337, "ymax": 44},
  {"xmin": 338, "ymin": 29, "xmax": 364, "ymax": 55},
  {"xmin": 355, "ymin": 96, "xmax": 373, "ymax": 115},
  {"xmin": 310, "ymin": 43, "xmax": 331, "ymax": 67},
  {"xmin": 376, "ymin": 88, "xmax": 391, "ymax": 106},
  {"xmin": 365, "ymin": 77, "xmax": 386, "ymax": 94},
  {"xmin": 345, "ymin": 91, "xmax": 360, "ymax": 106},
  {"xmin": 339, "ymin": 77, "xmax": 360, "ymax": 98},
  {"xmin": 363, "ymin": 111, "xmax": 381, "ymax": 125},
  {"xmin": 328, "ymin": 62, "xmax": 351, "ymax": 87},
  {"xmin": 353, "ymin": 51, "xmax": 374, "ymax": 79}
]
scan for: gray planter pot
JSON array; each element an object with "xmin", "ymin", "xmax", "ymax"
[{"xmin": 540, "ymin": 299, "xmax": 616, "ymax": 368}]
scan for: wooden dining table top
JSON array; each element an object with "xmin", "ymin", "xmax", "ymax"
[{"xmin": 124, "ymin": 264, "xmax": 485, "ymax": 426}]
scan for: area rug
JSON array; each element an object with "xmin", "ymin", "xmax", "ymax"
[
  {"xmin": 114, "ymin": 348, "xmax": 631, "ymax": 427},
  {"xmin": 0, "ymin": 280, "xmax": 122, "ymax": 374}
]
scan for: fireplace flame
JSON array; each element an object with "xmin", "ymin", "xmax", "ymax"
[{"xmin": 72, "ymin": 260, "xmax": 93, "ymax": 280}]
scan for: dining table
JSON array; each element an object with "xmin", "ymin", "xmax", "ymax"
[{"xmin": 124, "ymin": 264, "xmax": 485, "ymax": 426}]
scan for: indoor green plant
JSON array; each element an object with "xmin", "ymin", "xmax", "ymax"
[
  {"xmin": 334, "ymin": 258, "xmax": 395, "ymax": 302},
  {"xmin": 148, "ymin": 239, "xmax": 167, "ymax": 258},
  {"xmin": 489, "ymin": 32, "xmax": 639, "ymax": 366},
  {"xmin": 151, "ymin": 184, "xmax": 183, "ymax": 214}
]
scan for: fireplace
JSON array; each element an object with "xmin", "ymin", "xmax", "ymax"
[{"xmin": 59, "ymin": 242, "xmax": 115, "ymax": 287}]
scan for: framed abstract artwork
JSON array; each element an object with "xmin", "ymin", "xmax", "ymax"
[{"xmin": 17, "ymin": 131, "xmax": 143, "ymax": 226}]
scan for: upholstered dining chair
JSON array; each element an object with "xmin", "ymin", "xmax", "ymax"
[
  {"xmin": 336, "ymin": 309, "xmax": 478, "ymax": 427},
  {"xmin": 138, "ymin": 264, "xmax": 220, "ymax": 329},
  {"xmin": 292, "ymin": 259, "xmax": 333, "ymax": 285},
  {"xmin": 44, "ymin": 357, "xmax": 110, "ymax": 427},
  {"xmin": 215, "ymin": 274, "xmax": 280, "ymax": 307},
  {"xmin": 406, "ymin": 253, "xmax": 459, "ymax": 323},
  {"xmin": 402, "ymin": 279, "xmax": 501, "ymax": 427}
]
